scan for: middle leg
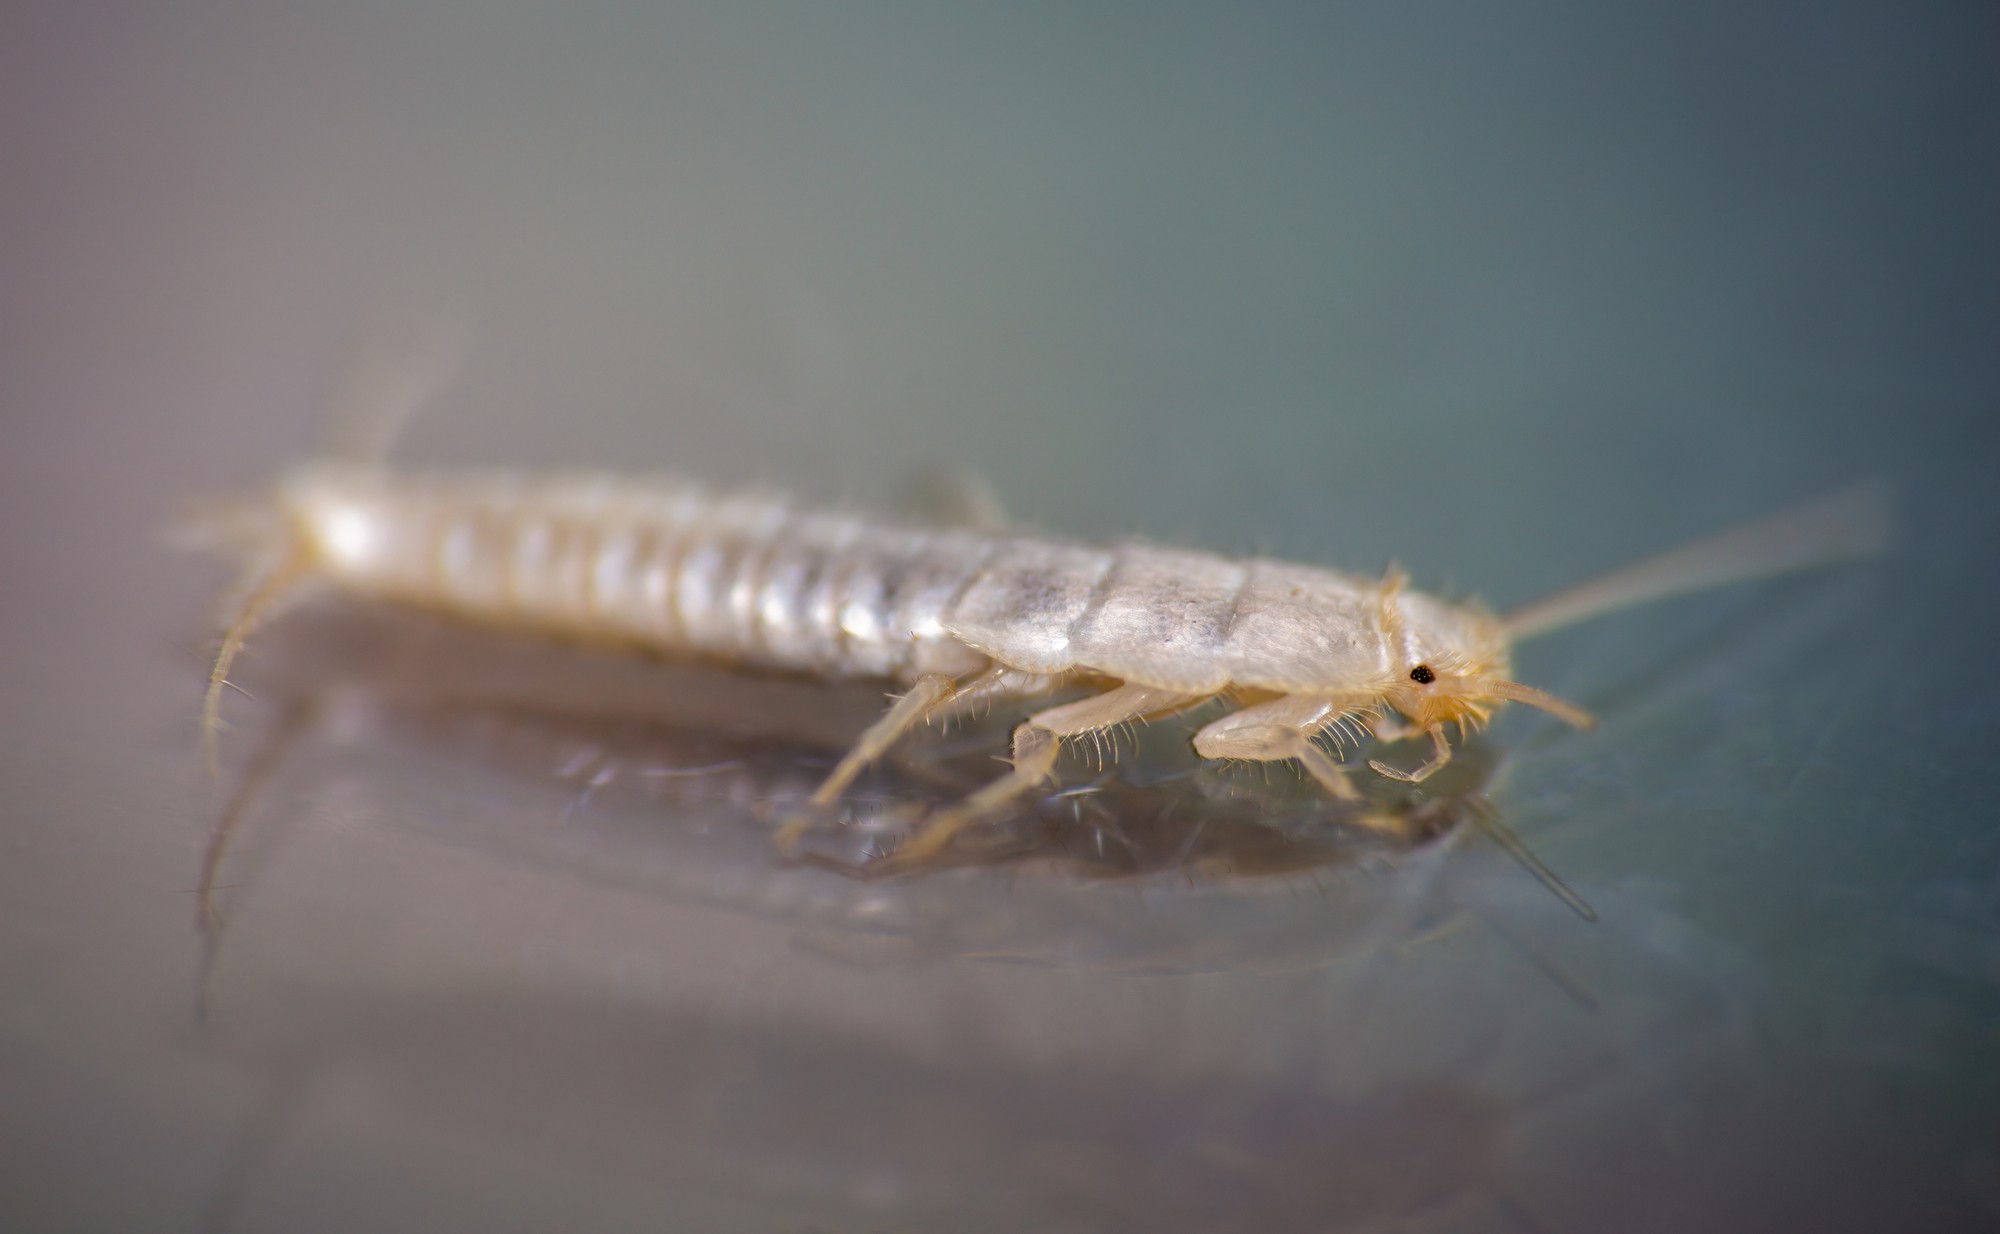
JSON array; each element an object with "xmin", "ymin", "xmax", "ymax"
[{"xmin": 1191, "ymin": 694, "xmax": 1376, "ymax": 803}]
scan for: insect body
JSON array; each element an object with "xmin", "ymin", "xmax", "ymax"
[{"xmin": 186, "ymin": 463, "xmax": 1888, "ymax": 865}]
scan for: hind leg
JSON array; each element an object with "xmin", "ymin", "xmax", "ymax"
[
  {"xmin": 886, "ymin": 681, "xmax": 1200, "ymax": 865},
  {"xmin": 777, "ymin": 665, "xmax": 1051, "ymax": 851},
  {"xmin": 806, "ymin": 674, "xmax": 959, "ymax": 811}
]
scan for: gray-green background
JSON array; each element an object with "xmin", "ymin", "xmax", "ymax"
[{"xmin": 4, "ymin": 4, "xmax": 1995, "ymax": 1231}]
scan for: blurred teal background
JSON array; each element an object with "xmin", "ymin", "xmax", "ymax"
[{"xmin": 2, "ymin": 4, "xmax": 1995, "ymax": 1231}]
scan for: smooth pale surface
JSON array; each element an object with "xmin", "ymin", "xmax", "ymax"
[{"xmin": 3, "ymin": 5, "xmax": 1996, "ymax": 1233}]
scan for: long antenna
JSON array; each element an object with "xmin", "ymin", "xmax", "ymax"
[{"xmin": 1502, "ymin": 479, "xmax": 1891, "ymax": 643}]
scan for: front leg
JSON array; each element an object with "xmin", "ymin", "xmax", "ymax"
[{"xmin": 1367, "ymin": 723, "xmax": 1453, "ymax": 783}]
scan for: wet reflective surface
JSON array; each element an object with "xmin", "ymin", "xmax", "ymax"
[{"xmin": 5, "ymin": 5, "xmax": 1997, "ymax": 1232}]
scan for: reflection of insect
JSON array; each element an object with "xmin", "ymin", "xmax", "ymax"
[{"xmin": 180, "ymin": 457, "xmax": 1886, "ymax": 866}]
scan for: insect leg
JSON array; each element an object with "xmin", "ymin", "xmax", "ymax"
[
  {"xmin": 890, "ymin": 682, "xmax": 1198, "ymax": 864},
  {"xmin": 807, "ymin": 673, "xmax": 960, "ymax": 809},
  {"xmin": 1191, "ymin": 695, "xmax": 1370, "ymax": 802},
  {"xmin": 922, "ymin": 665, "xmax": 1055, "ymax": 730},
  {"xmin": 777, "ymin": 666, "xmax": 1049, "ymax": 851},
  {"xmin": 1368, "ymin": 724, "xmax": 1453, "ymax": 783}
]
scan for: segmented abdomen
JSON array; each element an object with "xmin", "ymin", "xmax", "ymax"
[{"xmin": 284, "ymin": 468, "xmax": 996, "ymax": 680}]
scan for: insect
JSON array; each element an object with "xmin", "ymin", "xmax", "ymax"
[{"xmin": 181, "ymin": 456, "xmax": 1887, "ymax": 869}]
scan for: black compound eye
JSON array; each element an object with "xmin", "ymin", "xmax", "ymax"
[{"xmin": 1409, "ymin": 664, "xmax": 1437, "ymax": 685}]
